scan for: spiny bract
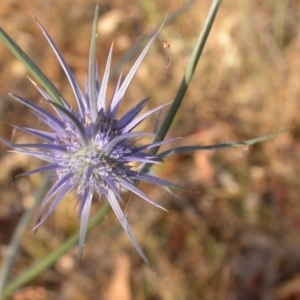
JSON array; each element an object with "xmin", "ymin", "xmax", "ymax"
[{"xmin": 1, "ymin": 14, "xmax": 179, "ymax": 265}]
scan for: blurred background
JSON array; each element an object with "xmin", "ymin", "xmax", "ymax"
[{"xmin": 0, "ymin": 0, "xmax": 299, "ymax": 299}]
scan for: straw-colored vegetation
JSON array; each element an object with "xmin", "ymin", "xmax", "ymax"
[{"xmin": 0, "ymin": 1, "xmax": 299, "ymax": 299}]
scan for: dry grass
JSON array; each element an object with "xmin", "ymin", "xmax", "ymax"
[{"xmin": 0, "ymin": 0, "xmax": 300, "ymax": 299}]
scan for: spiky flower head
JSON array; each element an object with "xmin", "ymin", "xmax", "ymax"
[{"xmin": 1, "ymin": 12, "xmax": 179, "ymax": 265}]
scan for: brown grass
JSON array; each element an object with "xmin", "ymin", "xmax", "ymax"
[{"xmin": 0, "ymin": 1, "xmax": 300, "ymax": 299}]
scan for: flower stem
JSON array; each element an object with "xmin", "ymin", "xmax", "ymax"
[
  {"xmin": 0, "ymin": 179, "xmax": 49, "ymax": 298},
  {"xmin": 2, "ymin": 203, "xmax": 111, "ymax": 299},
  {"xmin": 149, "ymin": 0, "xmax": 222, "ymax": 158}
]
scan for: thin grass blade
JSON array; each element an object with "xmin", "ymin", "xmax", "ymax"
[
  {"xmin": 158, "ymin": 129, "xmax": 289, "ymax": 158},
  {"xmin": 0, "ymin": 28, "xmax": 64, "ymax": 106}
]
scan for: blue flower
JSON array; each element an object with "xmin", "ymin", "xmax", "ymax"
[{"xmin": 0, "ymin": 18, "xmax": 180, "ymax": 265}]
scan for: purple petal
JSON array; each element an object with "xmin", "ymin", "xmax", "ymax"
[
  {"xmin": 49, "ymin": 101, "xmax": 88, "ymax": 146},
  {"xmin": 104, "ymin": 176, "xmax": 123, "ymax": 202},
  {"xmin": 78, "ymin": 190, "xmax": 93, "ymax": 262},
  {"xmin": 17, "ymin": 163, "xmax": 59, "ymax": 177},
  {"xmin": 107, "ymin": 71, "xmax": 122, "ymax": 119},
  {"xmin": 118, "ymin": 97, "xmax": 149, "ymax": 128},
  {"xmin": 12, "ymin": 143, "xmax": 67, "ymax": 152},
  {"xmin": 34, "ymin": 182, "xmax": 72, "ymax": 231},
  {"xmin": 10, "ymin": 93, "xmax": 65, "ymax": 129},
  {"xmin": 110, "ymin": 33, "xmax": 158, "ymax": 116},
  {"xmin": 103, "ymin": 132, "xmax": 154, "ymax": 154},
  {"xmin": 36, "ymin": 172, "xmax": 74, "ymax": 224},
  {"xmin": 12, "ymin": 125, "xmax": 55, "ymax": 143},
  {"xmin": 97, "ymin": 42, "xmax": 113, "ymax": 112},
  {"xmin": 28, "ymin": 77, "xmax": 71, "ymax": 110},
  {"xmin": 129, "ymin": 171, "xmax": 184, "ymax": 190},
  {"xmin": 106, "ymin": 189, "xmax": 150, "ymax": 265},
  {"xmin": 118, "ymin": 178, "xmax": 167, "ymax": 211},
  {"xmin": 123, "ymin": 102, "xmax": 171, "ymax": 133},
  {"xmin": 35, "ymin": 19, "xmax": 86, "ymax": 118},
  {"xmin": 120, "ymin": 156, "xmax": 161, "ymax": 164}
]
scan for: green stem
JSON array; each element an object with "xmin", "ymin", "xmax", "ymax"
[
  {"xmin": 2, "ymin": 203, "xmax": 111, "ymax": 298},
  {"xmin": 0, "ymin": 28, "xmax": 64, "ymax": 106},
  {"xmin": 149, "ymin": 0, "xmax": 222, "ymax": 158},
  {"xmin": 0, "ymin": 179, "xmax": 49, "ymax": 298}
]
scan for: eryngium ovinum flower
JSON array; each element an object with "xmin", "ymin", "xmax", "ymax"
[{"xmin": 1, "ymin": 19, "xmax": 181, "ymax": 265}]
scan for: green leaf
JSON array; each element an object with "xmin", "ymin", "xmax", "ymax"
[
  {"xmin": 148, "ymin": 0, "xmax": 223, "ymax": 157},
  {"xmin": 158, "ymin": 129, "xmax": 289, "ymax": 158},
  {"xmin": 1, "ymin": 203, "xmax": 111, "ymax": 299},
  {"xmin": 0, "ymin": 27, "xmax": 64, "ymax": 106},
  {"xmin": 88, "ymin": 5, "xmax": 100, "ymax": 122}
]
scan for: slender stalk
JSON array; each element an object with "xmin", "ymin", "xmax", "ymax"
[
  {"xmin": 88, "ymin": 6, "xmax": 100, "ymax": 122},
  {"xmin": 149, "ymin": 0, "xmax": 222, "ymax": 158},
  {"xmin": 0, "ymin": 28, "xmax": 64, "ymax": 106},
  {"xmin": 158, "ymin": 129, "xmax": 288, "ymax": 158},
  {"xmin": 2, "ymin": 203, "xmax": 111, "ymax": 298},
  {"xmin": 0, "ymin": 179, "xmax": 49, "ymax": 297}
]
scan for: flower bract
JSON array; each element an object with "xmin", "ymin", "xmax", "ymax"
[{"xmin": 0, "ymin": 13, "xmax": 180, "ymax": 265}]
